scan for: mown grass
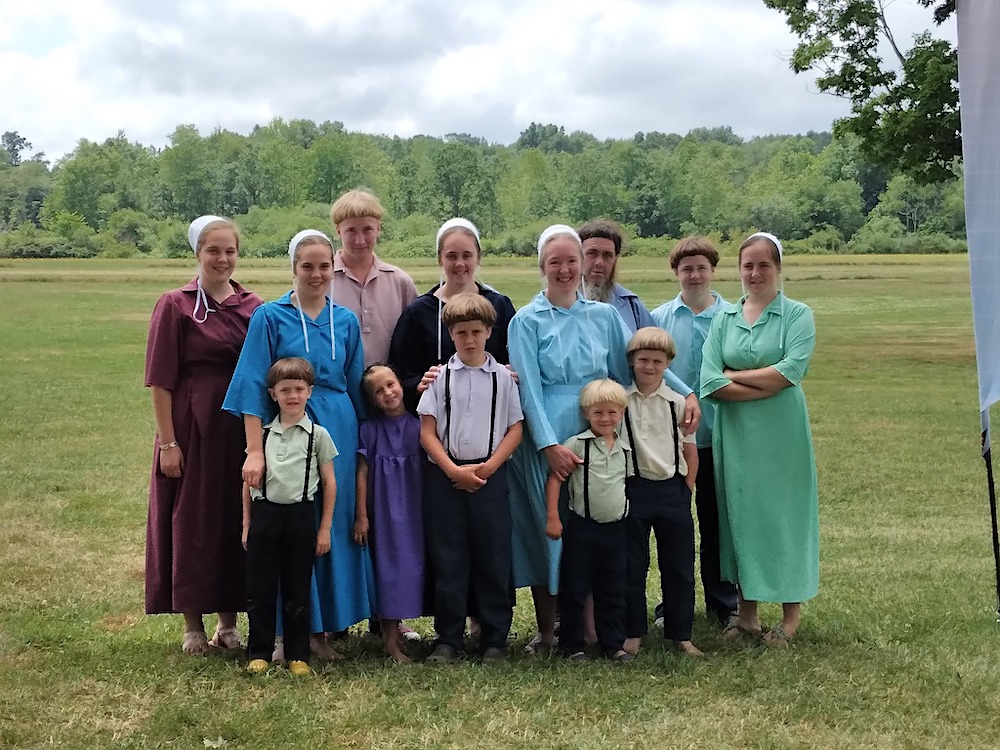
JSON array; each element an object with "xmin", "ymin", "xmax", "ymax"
[{"xmin": 1, "ymin": 255, "xmax": 999, "ymax": 749}]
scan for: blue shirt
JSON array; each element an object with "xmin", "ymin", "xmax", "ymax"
[
  {"xmin": 651, "ymin": 292, "xmax": 731, "ymax": 448},
  {"xmin": 609, "ymin": 283, "xmax": 655, "ymax": 334}
]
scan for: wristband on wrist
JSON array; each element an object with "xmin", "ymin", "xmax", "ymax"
[{"xmin": 159, "ymin": 441, "xmax": 179, "ymax": 452}]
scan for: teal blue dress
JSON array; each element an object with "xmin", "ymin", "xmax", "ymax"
[
  {"xmin": 223, "ymin": 293, "xmax": 376, "ymax": 631},
  {"xmin": 507, "ymin": 291, "xmax": 691, "ymax": 593},
  {"xmin": 701, "ymin": 293, "xmax": 819, "ymax": 603}
]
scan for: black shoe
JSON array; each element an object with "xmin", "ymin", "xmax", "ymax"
[
  {"xmin": 425, "ymin": 643, "xmax": 459, "ymax": 664},
  {"xmin": 481, "ymin": 646, "xmax": 507, "ymax": 665}
]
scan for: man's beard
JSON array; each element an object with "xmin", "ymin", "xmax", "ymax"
[{"xmin": 582, "ymin": 274, "xmax": 616, "ymax": 303}]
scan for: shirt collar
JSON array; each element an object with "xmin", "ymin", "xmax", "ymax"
[
  {"xmin": 447, "ymin": 352, "xmax": 500, "ymax": 372},
  {"xmin": 579, "ymin": 427, "xmax": 626, "ymax": 446},
  {"xmin": 266, "ymin": 413, "xmax": 314, "ymax": 434},
  {"xmin": 626, "ymin": 382, "xmax": 672, "ymax": 400},
  {"xmin": 179, "ymin": 277, "xmax": 248, "ymax": 306}
]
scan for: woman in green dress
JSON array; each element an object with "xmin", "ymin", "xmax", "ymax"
[{"xmin": 700, "ymin": 232, "xmax": 818, "ymax": 646}]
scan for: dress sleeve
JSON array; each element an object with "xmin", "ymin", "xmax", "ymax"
[
  {"xmin": 145, "ymin": 293, "xmax": 182, "ymax": 390},
  {"xmin": 358, "ymin": 421, "xmax": 373, "ymax": 459},
  {"xmin": 222, "ymin": 304, "xmax": 275, "ymax": 419},
  {"xmin": 772, "ymin": 303, "xmax": 816, "ymax": 386},
  {"xmin": 342, "ymin": 310, "xmax": 367, "ymax": 420},
  {"xmin": 509, "ymin": 311, "xmax": 558, "ymax": 450},
  {"xmin": 700, "ymin": 314, "xmax": 733, "ymax": 402},
  {"xmin": 606, "ymin": 309, "xmax": 634, "ymax": 388}
]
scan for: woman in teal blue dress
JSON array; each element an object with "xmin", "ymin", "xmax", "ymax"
[
  {"xmin": 700, "ymin": 232, "xmax": 818, "ymax": 647},
  {"xmin": 508, "ymin": 224, "xmax": 697, "ymax": 653},
  {"xmin": 224, "ymin": 229, "xmax": 374, "ymax": 659}
]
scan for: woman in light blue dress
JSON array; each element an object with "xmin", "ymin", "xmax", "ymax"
[
  {"xmin": 507, "ymin": 224, "xmax": 696, "ymax": 653},
  {"xmin": 224, "ymin": 229, "xmax": 374, "ymax": 659}
]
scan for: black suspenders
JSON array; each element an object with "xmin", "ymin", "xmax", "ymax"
[
  {"xmin": 622, "ymin": 398, "xmax": 681, "ymax": 480},
  {"xmin": 443, "ymin": 366, "xmax": 499, "ymax": 460},
  {"xmin": 260, "ymin": 422, "xmax": 316, "ymax": 503},
  {"xmin": 579, "ymin": 436, "xmax": 629, "ymax": 522}
]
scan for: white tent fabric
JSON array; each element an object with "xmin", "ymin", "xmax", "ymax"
[{"xmin": 958, "ymin": 0, "xmax": 1000, "ymax": 451}]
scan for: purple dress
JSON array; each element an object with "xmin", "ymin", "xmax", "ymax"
[
  {"xmin": 358, "ymin": 413, "xmax": 425, "ymax": 619},
  {"xmin": 144, "ymin": 278, "xmax": 262, "ymax": 614}
]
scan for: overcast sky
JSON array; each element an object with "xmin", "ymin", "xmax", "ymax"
[{"xmin": 1, "ymin": 0, "xmax": 954, "ymax": 161}]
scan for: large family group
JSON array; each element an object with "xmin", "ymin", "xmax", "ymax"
[{"xmin": 144, "ymin": 188, "xmax": 818, "ymax": 675}]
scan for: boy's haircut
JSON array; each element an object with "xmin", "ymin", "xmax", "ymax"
[
  {"xmin": 442, "ymin": 292, "xmax": 497, "ymax": 329},
  {"xmin": 196, "ymin": 218, "xmax": 240, "ymax": 252},
  {"xmin": 577, "ymin": 219, "xmax": 624, "ymax": 255},
  {"xmin": 579, "ymin": 378, "xmax": 628, "ymax": 410},
  {"xmin": 628, "ymin": 326, "xmax": 677, "ymax": 361},
  {"xmin": 669, "ymin": 236, "xmax": 719, "ymax": 269},
  {"xmin": 330, "ymin": 189, "xmax": 384, "ymax": 225},
  {"xmin": 267, "ymin": 357, "xmax": 315, "ymax": 388}
]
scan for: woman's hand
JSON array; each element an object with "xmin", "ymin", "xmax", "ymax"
[
  {"xmin": 505, "ymin": 364, "xmax": 519, "ymax": 384},
  {"xmin": 315, "ymin": 526, "xmax": 331, "ymax": 556},
  {"xmin": 352, "ymin": 517, "xmax": 369, "ymax": 547},
  {"xmin": 545, "ymin": 516, "xmax": 563, "ymax": 540},
  {"xmin": 682, "ymin": 393, "xmax": 701, "ymax": 435},
  {"xmin": 417, "ymin": 365, "xmax": 441, "ymax": 395},
  {"xmin": 242, "ymin": 450, "xmax": 265, "ymax": 489},
  {"xmin": 159, "ymin": 445, "xmax": 184, "ymax": 478},
  {"xmin": 543, "ymin": 445, "xmax": 582, "ymax": 482}
]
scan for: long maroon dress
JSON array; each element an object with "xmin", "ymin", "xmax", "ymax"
[{"xmin": 144, "ymin": 278, "xmax": 262, "ymax": 614}]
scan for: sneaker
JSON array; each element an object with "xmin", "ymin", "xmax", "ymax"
[
  {"xmin": 653, "ymin": 615, "xmax": 665, "ymax": 629},
  {"xmin": 398, "ymin": 624, "xmax": 422, "ymax": 642},
  {"xmin": 425, "ymin": 643, "xmax": 458, "ymax": 664},
  {"xmin": 481, "ymin": 646, "xmax": 507, "ymax": 665},
  {"xmin": 611, "ymin": 650, "xmax": 634, "ymax": 663},
  {"xmin": 288, "ymin": 660, "xmax": 311, "ymax": 676},
  {"xmin": 246, "ymin": 659, "xmax": 269, "ymax": 674}
]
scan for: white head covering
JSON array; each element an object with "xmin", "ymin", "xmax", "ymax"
[
  {"xmin": 434, "ymin": 218, "xmax": 482, "ymax": 361},
  {"xmin": 742, "ymin": 231, "xmax": 786, "ymax": 350},
  {"xmin": 288, "ymin": 229, "xmax": 336, "ymax": 360},
  {"xmin": 188, "ymin": 215, "xmax": 228, "ymax": 324},
  {"xmin": 537, "ymin": 224, "xmax": 582, "ymax": 265}
]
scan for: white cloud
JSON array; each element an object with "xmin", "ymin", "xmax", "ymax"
[{"xmin": 0, "ymin": 0, "xmax": 954, "ymax": 158}]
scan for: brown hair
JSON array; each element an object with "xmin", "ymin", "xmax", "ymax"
[
  {"xmin": 738, "ymin": 235, "xmax": 781, "ymax": 267},
  {"xmin": 627, "ymin": 326, "xmax": 676, "ymax": 362},
  {"xmin": 196, "ymin": 219, "xmax": 240, "ymax": 253},
  {"xmin": 669, "ymin": 236, "xmax": 719, "ymax": 270},
  {"xmin": 577, "ymin": 219, "xmax": 624, "ymax": 255},
  {"xmin": 292, "ymin": 234, "xmax": 334, "ymax": 271},
  {"xmin": 330, "ymin": 189, "xmax": 384, "ymax": 225},
  {"xmin": 267, "ymin": 357, "xmax": 315, "ymax": 388},
  {"xmin": 441, "ymin": 292, "xmax": 497, "ymax": 329}
]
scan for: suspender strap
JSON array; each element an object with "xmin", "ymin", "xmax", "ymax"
[
  {"xmin": 260, "ymin": 428, "xmax": 271, "ymax": 501},
  {"xmin": 622, "ymin": 407, "xmax": 641, "ymax": 479},
  {"xmin": 669, "ymin": 400, "xmax": 680, "ymax": 474},
  {"xmin": 444, "ymin": 365, "xmax": 453, "ymax": 455},
  {"xmin": 487, "ymin": 370, "xmax": 498, "ymax": 457},
  {"xmin": 302, "ymin": 422, "xmax": 315, "ymax": 503},
  {"xmin": 582, "ymin": 439, "xmax": 592, "ymax": 520}
]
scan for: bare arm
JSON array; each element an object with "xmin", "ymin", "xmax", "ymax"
[
  {"xmin": 316, "ymin": 461, "xmax": 336, "ymax": 556},
  {"xmin": 725, "ymin": 366, "xmax": 791, "ymax": 395},
  {"xmin": 242, "ymin": 414, "xmax": 264, "ymax": 488},
  {"xmin": 709, "ymin": 382, "xmax": 776, "ymax": 402},
  {"xmin": 545, "ymin": 472, "xmax": 564, "ymax": 539},
  {"xmin": 353, "ymin": 457, "xmax": 369, "ymax": 546},
  {"xmin": 241, "ymin": 482, "xmax": 252, "ymax": 551},
  {"xmin": 475, "ymin": 422, "xmax": 523, "ymax": 480},
  {"xmin": 151, "ymin": 386, "xmax": 183, "ymax": 478}
]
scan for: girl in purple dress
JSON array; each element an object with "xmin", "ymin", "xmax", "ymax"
[
  {"xmin": 353, "ymin": 364, "xmax": 425, "ymax": 662},
  {"xmin": 145, "ymin": 215, "xmax": 262, "ymax": 655}
]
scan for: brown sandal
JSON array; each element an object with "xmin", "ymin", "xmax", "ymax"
[
  {"xmin": 208, "ymin": 626, "xmax": 244, "ymax": 651},
  {"xmin": 720, "ymin": 622, "xmax": 763, "ymax": 641},
  {"xmin": 182, "ymin": 630, "xmax": 210, "ymax": 656},
  {"xmin": 763, "ymin": 624, "xmax": 793, "ymax": 648}
]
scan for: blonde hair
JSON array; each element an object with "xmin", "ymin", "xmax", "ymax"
[
  {"xmin": 196, "ymin": 219, "xmax": 240, "ymax": 253},
  {"xmin": 579, "ymin": 378, "xmax": 628, "ymax": 410},
  {"xmin": 442, "ymin": 292, "xmax": 496, "ymax": 328},
  {"xmin": 330, "ymin": 189, "xmax": 384, "ymax": 225},
  {"xmin": 627, "ymin": 326, "xmax": 676, "ymax": 361}
]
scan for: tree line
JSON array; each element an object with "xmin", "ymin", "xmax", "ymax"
[{"xmin": 0, "ymin": 120, "xmax": 966, "ymax": 260}]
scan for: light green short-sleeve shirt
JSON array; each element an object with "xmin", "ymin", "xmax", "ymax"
[
  {"xmin": 563, "ymin": 430, "xmax": 632, "ymax": 523},
  {"xmin": 251, "ymin": 414, "xmax": 337, "ymax": 504}
]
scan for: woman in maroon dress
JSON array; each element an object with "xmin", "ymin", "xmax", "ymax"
[{"xmin": 145, "ymin": 216, "xmax": 263, "ymax": 655}]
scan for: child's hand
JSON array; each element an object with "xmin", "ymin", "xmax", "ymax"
[
  {"xmin": 474, "ymin": 463, "xmax": 495, "ymax": 482},
  {"xmin": 450, "ymin": 464, "xmax": 487, "ymax": 493},
  {"xmin": 241, "ymin": 524, "xmax": 249, "ymax": 552},
  {"xmin": 352, "ymin": 517, "xmax": 369, "ymax": 547},
  {"xmin": 545, "ymin": 516, "xmax": 563, "ymax": 540},
  {"xmin": 315, "ymin": 527, "xmax": 331, "ymax": 556}
]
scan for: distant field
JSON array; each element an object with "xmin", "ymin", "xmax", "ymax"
[{"xmin": 2, "ymin": 254, "xmax": 999, "ymax": 750}]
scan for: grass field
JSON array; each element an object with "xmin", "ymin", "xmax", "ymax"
[{"xmin": 1, "ymin": 254, "xmax": 999, "ymax": 749}]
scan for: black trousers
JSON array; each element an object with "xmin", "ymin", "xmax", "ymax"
[
  {"xmin": 245, "ymin": 500, "xmax": 315, "ymax": 662},
  {"xmin": 625, "ymin": 475, "xmax": 695, "ymax": 641},
  {"xmin": 694, "ymin": 447, "xmax": 738, "ymax": 621},
  {"xmin": 559, "ymin": 513, "xmax": 627, "ymax": 656},
  {"xmin": 426, "ymin": 461, "xmax": 513, "ymax": 651}
]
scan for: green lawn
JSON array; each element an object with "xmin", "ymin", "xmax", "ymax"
[{"xmin": 1, "ymin": 254, "xmax": 998, "ymax": 749}]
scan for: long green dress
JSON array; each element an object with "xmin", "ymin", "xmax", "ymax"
[{"xmin": 700, "ymin": 292, "xmax": 818, "ymax": 603}]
